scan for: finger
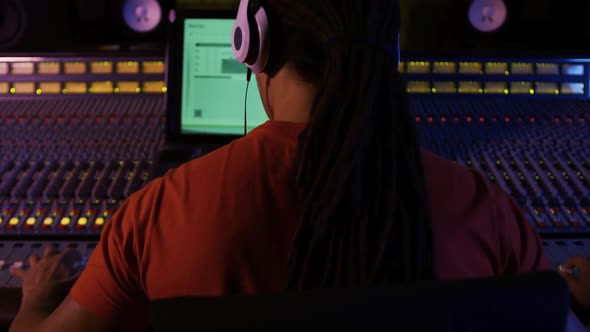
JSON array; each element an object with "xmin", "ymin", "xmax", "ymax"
[
  {"xmin": 561, "ymin": 255, "xmax": 589, "ymax": 270},
  {"xmin": 28, "ymin": 254, "xmax": 40, "ymax": 266},
  {"xmin": 559, "ymin": 265, "xmax": 577, "ymax": 279},
  {"xmin": 62, "ymin": 249, "xmax": 83, "ymax": 271},
  {"xmin": 54, "ymin": 268, "xmax": 83, "ymax": 287},
  {"xmin": 63, "ymin": 249, "xmax": 82, "ymax": 262},
  {"xmin": 44, "ymin": 245, "xmax": 59, "ymax": 257},
  {"xmin": 9, "ymin": 266, "xmax": 26, "ymax": 279}
]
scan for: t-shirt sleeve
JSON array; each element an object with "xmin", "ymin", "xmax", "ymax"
[
  {"xmin": 492, "ymin": 185, "xmax": 552, "ymax": 273},
  {"xmin": 70, "ymin": 178, "xmax": 163, "ymax": 325}
]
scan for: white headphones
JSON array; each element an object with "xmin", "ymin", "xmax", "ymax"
[{"xmin": 232, "ymin": 0, "xmax": 270, "ymax": 74}]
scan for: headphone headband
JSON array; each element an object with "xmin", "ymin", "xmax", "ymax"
[
  {"xmin": 326, "ymin": 35, "xmax": 401, "ymax": 65},
  {"xmin": 231, "ymin": 0, "xmax": 401, "ymax": 72}
]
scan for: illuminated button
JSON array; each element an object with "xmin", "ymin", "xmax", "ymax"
[
  {"xmin": 77, "ymin": 217, "xmax": 88, "ymax": 227},
  {"xmin": 38, "ymin": 82, "xmax": 61, "ymax": 94},
  {"xmin": 89, "ymin": 81, "xmax": 113, "ymax": 94},
  {"xmin": 406, "ymin": 61, "xmax": 431, "ymax": 74},
  {"xmin": 563, "ymin": 64, "xmax": 585, "ymax": 76},
  {"xmin": 60, "ymin": 217, "xmax": 71, "ymax": 227},
  {"xmin": 90, "ymin": 62, "xmax": 113, "ymax": 74},
  {"xmin": 142, "ymin": 61, "xmax": 165, "ymax": 74},
  {"xmin": 8, "ymin": 218, "xmax": 19, "ymax": 226},
  {"xmin": 116, "ymin": 81, "xmax": 140, "ymax": 93},
  {"xmin": 13, "ymin": 82, "xmax": 35, "ymax": 94},
  {"xmin": 511, "ymin": 63, "xmax": 533, "ymax": 75},
  {"xmin": 64, "ymin": 62, "xmax": 86, "ymax": 74},
  {"xmin": 11, "ymin": 261, "xmax": 23, "ymax": 269},
  {"xmin": 458, "ymin": 81, "xmax": 482, "ymax": 94},
  {"xmin": 11, "ymin": 62, "xmax": 34, "ymax": 75},
  {"xmin": 63, "ymin": 82, "xmax": 87, "ymax": 94},
  {"xmin": 0, "ymin": 82, "xmax": 8, "ymax": 94},
  {"xmin": 43, "ymin": 217, "xmax": 53, "ymax": 226},
  {"xmin": 510, "ymin": 82, "xmax": 533, "ymax": 94},
  {"xmin": 38, "ymin": 62, "xmax": 60, "ymax": 75},
  {"xmin": 484, "ymin": 82, "xmax": 507, "ymax": 94},
  {"xmin": 485, "ymin": 62, "xmax": 509, "ymax": 75},
  {"xmin": 432, "ymin": 81, "xmax": 456, "ymax": 94},
  {"xmin": 406, "ymin": 81, "xmax": 430, "ymax": 94},
  {"xmin": 536, "ymin": 63, "xmax": 559, "ymax": 75},
  {"xmin": 561, "ymin": 83, "xmax": 584, "ymax": 95},
  {"xmin": 535, "ymin": 82, "xmax": 559, "ymax": 95},
  {"xmin": 143, "ymin": 81, "xmax": 166, "ymax": 93},
  {"xmin": 117, "ymin": 61, "xmax": 139, "ymax": 74},
  {"xmin": 25, "ymin": 217, "xmax": 36, "ymax": 227},
  {"xmin": 95, "ymin": 217, "xmax": 105, "ymax": 228},
  {"xmin": 432, "ymin": 62, "xmax": 457, "ymax": 74},
  {"xmin": 459, "ymin": 62, "xmax": 483, "ymax": 74}
]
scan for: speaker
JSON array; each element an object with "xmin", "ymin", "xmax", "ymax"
[
  {"xmin": 0, "ymin": 0, "xmax": 73, "ymax": 52},
  {"xmin": 73, "ymin": 0, "xmax": 171, "ymax": 50},
  {"xmin": 123, "ymin": 0, "xmax": 164, "ymax": 33},
  {"xmin": 468, "ymin": 0, "xmax": 507, "ymax": 33}
]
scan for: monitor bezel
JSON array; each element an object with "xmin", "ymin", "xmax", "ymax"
[{"xmin": 166, "ymin": 8, "xmax": 250, "ymax": 146}]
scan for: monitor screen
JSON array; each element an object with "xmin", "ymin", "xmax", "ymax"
[{"xmin": 180, "ymin": 18, "xmax": 268, "ymax": 135}]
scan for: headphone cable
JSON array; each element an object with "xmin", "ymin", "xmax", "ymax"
[{"xmin": 244, "ymin": 68, "xmax": 252, "ymax": 136}]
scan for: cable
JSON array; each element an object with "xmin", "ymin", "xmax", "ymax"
[{"xmin": 244, "ymin": 69, "xmax": 253, "ymax": 136}]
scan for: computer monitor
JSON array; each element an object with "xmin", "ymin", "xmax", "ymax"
[{"xmin": 167, "ymin": 9, "xmax": 268, "ymax": 145}]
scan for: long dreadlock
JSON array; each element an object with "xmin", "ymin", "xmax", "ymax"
[{"xmin": 261, "ymin": 0, "xmax": 434, "ymax": 288}]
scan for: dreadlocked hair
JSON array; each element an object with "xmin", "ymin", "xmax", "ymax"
[{"xmin": 262, "ymin": 0, "xmax": 434, "ymax": 289}]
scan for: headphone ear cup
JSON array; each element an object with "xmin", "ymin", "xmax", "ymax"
[{"xmin": 248, "ymin": 6, "xmax": 270, "ymax": 73}]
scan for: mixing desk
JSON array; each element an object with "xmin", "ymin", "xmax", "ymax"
[
  {"xmin": 0, "ymin": 96, "xmax": 165, "ymax": 236},
  {"xmin": 0, "ymin": 56, "xmax": 588, "ymax": 295}
]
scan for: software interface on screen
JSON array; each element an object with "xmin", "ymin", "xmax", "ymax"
[{"xmin": 181, "ymin": 18, "xmax": 268, "ymax": 135}]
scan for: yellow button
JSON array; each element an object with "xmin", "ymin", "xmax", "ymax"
[
  {"xmin": 43, "ymin": 218, "xmax": 53, "ymax": 226},
  {"xmin": 0, "ymin": 218, "xmax": 3, "ymax": 225},
  {"xmin": 77, "ymin": 217, "xmax": 88, "ymax": 226},
  {"xmin": 60, "ymin": 217, "xmax": 71, "ymax": 226},
  {"xmin": 95, "ymin": 217, "xmax": 105, "ymax": 227},
  {"xmin": 9, "ymin": 218, "xmax": 19, "ymax": 226},
  {"xmin": 26, "ymin": 217, "xmax": 36, "ymax": 226}
]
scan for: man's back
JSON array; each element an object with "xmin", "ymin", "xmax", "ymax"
[{"xmin": 70, "ymin": 120, "xmax": 549, "ymax": 330}]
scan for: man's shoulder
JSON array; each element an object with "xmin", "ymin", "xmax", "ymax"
[
  {"xmin": 421, "ymin": 149, "xmax": 484, "ymax": 188},
  {"xmin": 421, "ymin": 149, "xmax": 499, "ymax": 216}
]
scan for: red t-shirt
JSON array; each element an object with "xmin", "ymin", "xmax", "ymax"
[{"xmin": 70, "ymin": 120, "xmax": 549, "ymax": 330}]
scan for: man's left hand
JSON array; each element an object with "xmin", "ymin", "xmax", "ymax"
[{"xmin": 9, "ymin": 245, "xmax": 83, "ymax": 314}]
